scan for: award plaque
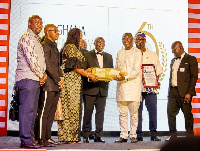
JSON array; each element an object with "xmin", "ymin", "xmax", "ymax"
[
  {"xmin": 142, "ymin": 64, "xmax": 159, "ymax": 88},
  {"xmin": 91, "ymin": 68, "xmax": 125, "ymax": 81}
]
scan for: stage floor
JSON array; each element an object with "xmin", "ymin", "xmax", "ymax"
[{"xmin": 0, "ymin": 136, "xmax": 169, "ymax": 150}]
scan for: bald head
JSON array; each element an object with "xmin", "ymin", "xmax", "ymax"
[
  {"xmin": 94, "ymin": 37, "xmax": 105, "ymax": 52},
  {"xmin": 171, "ymin": 41, "xmax": 185, "ymax": 58},
  {"xmin": 80, "ymin": 39, "xmax": 87, "ymax": 49},
  {"xmin": 28, "ymin": 15, "xmax": 42, "ymax": 24},
  {"xmin": 44, "ymin": 24, "xmax": 57, "ymax": 35},
  {"xmin": 28, "ymin": 15, "xmax": 43, "ymax": 35},
  {"xmin": 43, "ymin": 24, "xmax": 59, "ymax": 42}
]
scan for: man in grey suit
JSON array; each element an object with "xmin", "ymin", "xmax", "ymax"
[
  {"xmin": 166, "ymin": 41, "xmax": 198, "ymax": 141},
  {"xmin": 37, "ymin": 24, "xmax": 63, "ymax": 146},
  {"xmin": 82, "ymin": 37, "xmax": 113, "ymax": 143}
]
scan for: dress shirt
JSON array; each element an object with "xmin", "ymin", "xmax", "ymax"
[
  {"xmin": 15, "ymin": 29, "xmax": 46, "ymax": 82},
  {"xmin": 171, "ymin": 52, "xmax": 185, "ymax": 87},
  {"xmin": 95, "ymin": 49, "xmax": 103, "ymax": 68}
]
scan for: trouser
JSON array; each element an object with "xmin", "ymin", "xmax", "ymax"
[
  {"xmin": 167, "ymin": 86, "xmax": 194, "ymax": 136},
  {"xmin": 82, "ymin": 96, "xmax": 92, "ymax": 132},
  {"xmin": 117, "ymin": 101, "xmax": 140, "ymax": 139},
  {"xmin": 16, "ymin": 79, "xmax": 40, "ymax": 144},
  {"xmin": 137, "ymin": 92, "xmax": 157, "ymax": 137},
  {"xmin": 38, "ymin": 91, "xmax": 60, "ymax": 140},
  {"xmin": 82, "ymin": 93, "xmax": 106, "ymax": 138}
]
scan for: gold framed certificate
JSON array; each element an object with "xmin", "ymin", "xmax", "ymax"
[
  {"xmin": 142, "ymin": 64, "xmax": 159, "ymax": 88},
  {"xmin": 91, "ymin": 68, "xmax": 123, "ymax": 81}
]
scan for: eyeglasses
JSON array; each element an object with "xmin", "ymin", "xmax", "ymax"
[
  {"xmin": 48, "ymin": 29, "xmax": 60, "ymax": 33},
  {"xmin": 135, "ymin": 39, "xmax": 145, "ymax": 42}
]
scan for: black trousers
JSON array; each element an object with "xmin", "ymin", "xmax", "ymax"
[
  {"xmin": 82, "ymin": 93, "xmax": 106, "ymax": 138},
  {"xmin": 167, "ymin": 86, "xmax": 193, "ymax": 135},
  {"xmin": 37, "ymin": 91, "xmax": 60, "ymax": 140}
]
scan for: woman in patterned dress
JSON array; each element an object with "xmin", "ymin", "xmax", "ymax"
[{"xmin": 58, "ymin": 28, "xmax": 97, "ymax": 144}]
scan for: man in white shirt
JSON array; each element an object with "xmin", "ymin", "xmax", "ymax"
[
  {"xmin": 135, "ymin": 32, "xmax": 162, "ymax": 141},
  {"xmin": 115, "ymin": 33, "xmax": 142, "ymax": 143}
]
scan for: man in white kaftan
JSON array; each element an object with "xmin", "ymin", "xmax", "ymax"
[{"xmin": 115, "ymin": 33, "xmax": 142, "ymax": 143}]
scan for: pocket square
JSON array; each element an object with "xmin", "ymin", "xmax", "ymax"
[{"xmin": 185, "ymin": 63, "xmax": 188, "ymax": 64}]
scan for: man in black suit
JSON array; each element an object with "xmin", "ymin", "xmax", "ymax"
[
  {"xmin": 82, "ymin": 37, "xmax": 113, "ymax": 143},
  {"xmin": 37, "ymin": 24, "xmax": 64, "ymax": 146},
  {"xmin": 80, "ymin": 40, "xmax": 95, "ymax": 139},
  {"xmin": 166, "ymin": 41, "xmax": 198, "ymax": 141}
]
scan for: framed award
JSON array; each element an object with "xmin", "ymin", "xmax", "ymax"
[{"xmin": 142, "ymin": 64, "xmax": 159, "ymax": 88}]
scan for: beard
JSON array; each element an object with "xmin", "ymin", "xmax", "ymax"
[{"xmin": 136, "ymin": 43, "xmax": 142, "ymax": 49}]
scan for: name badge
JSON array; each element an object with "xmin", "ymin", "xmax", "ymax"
[{"xmin": 180, "ymin": 68, "xmax": 185, "ymax": 72}]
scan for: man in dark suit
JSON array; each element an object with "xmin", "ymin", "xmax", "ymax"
[
  {"xmin": 80, "ymin": 40, "xmax": 96, "ymax": 139},
  {"xmin": 166, "ymin": 41, "xmax": 198, "ymax": 141},
  {"xmin": 82, "ymin": 37, "xmax": 113, "ymax": 143},
  {"xmin": 37, "ymin": 24, "xmax": 63, "ymax": 146}
]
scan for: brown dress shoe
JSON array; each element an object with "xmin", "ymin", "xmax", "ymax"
[
  {"xmin": 48, "ymin": 139, "xmax": 62, "ymax": 145},
  {"xmin": 115, "ymin": 137, "xmax": 128, "ymax": 143},
  {"xmin": 130, "ymin": 137, "xmax": 137, "ymax": 143},
  {"xmin": 20, "ymin": 142, "xmax": 40, "ymax": 149},
  {"xmin": 39, "ymin": 140, "xmax": 55, "ymax": 147}
]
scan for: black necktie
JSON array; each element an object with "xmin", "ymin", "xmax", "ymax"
[
  {"xmin": 96, "ymin": 52, "xmax": 103, "ymax": 56},
  {"xmin": 175, "ymin": 57, "xmax": 181, "ymax": 60}
]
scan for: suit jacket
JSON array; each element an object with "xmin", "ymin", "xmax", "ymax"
[
  {"xmin": 83, "ymin": 49, "xmax": 113, "ymax": 97},
  {"xmin": 169, "ymin": 53, "xmax": 198, "ymax": 97},
  {"xmin": 41, "ymin": 38, "xmax": 63, "ymax": 92},
  {"xmin": 79, "ymin": 48, "xmax": 88, "ymax": 69},
  {"xmin": 80, "ymin": 47, "xmax": 88, "ymax": 55}
]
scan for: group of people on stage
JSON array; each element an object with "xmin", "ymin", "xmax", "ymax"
[{"xmin": 15, "ymin": 15, "xmax": 198, "ymax": 149}]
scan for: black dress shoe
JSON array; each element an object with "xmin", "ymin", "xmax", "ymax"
[
  {"xmin": 48, "ymin": 139, "xmax": 62, "ymax": 145},
  {"xmin": 20, "ymin": 142, "xmax": 40, "ymax": 149},
  {"xmin": 151, "ymin": 136, "xmax": 161, "ymax": 141},
  {"xmin": 89, "ymin": 134, "xmax": 95, "ymax": 139},
  {"xmin": 39, "ymin": 140, "xmax": 55, "ymax": 147},
  {"xmin": 130, "ymin": 137, "xmax": 137, "ymax": 143},
  {"xmin": 94, "ymin": 137, "xmax": 105, "ymax": 143},
  {"xmin": 137, "ymin": 137, "xmax": 143, "ymax": 141},
  {"xmin": 115, "ymin": 137, "xmax": 128, "ymax": 143},
  {"xmin": 83, "ymin": 137, "xmax": 89, "ymax": 143}
]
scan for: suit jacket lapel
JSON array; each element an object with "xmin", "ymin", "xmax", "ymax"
[
  {"xmin": 180, "ymin": 53, "xmax": 188, "ymax": 65},
  {"xmin": 50, "ymin": 43, "xmax": 59, "ymax": 56},
  {"xmin": 102, "ymin": 52, "xmax": 107, "ymax": 68},
  {"xmin": 170, "ymin": 58, "xmax": 176, "ymax": 70},
  {"xmin": 169, "ymin": 58, "xmax": 176, "ymax": 84},
  {"xmin": 45, "ymin": 38, "xmax": 59, "ymax": 56},
  {"xmin": 90, "ymin": 50, "xmax": 100, "ymax": 67}
]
